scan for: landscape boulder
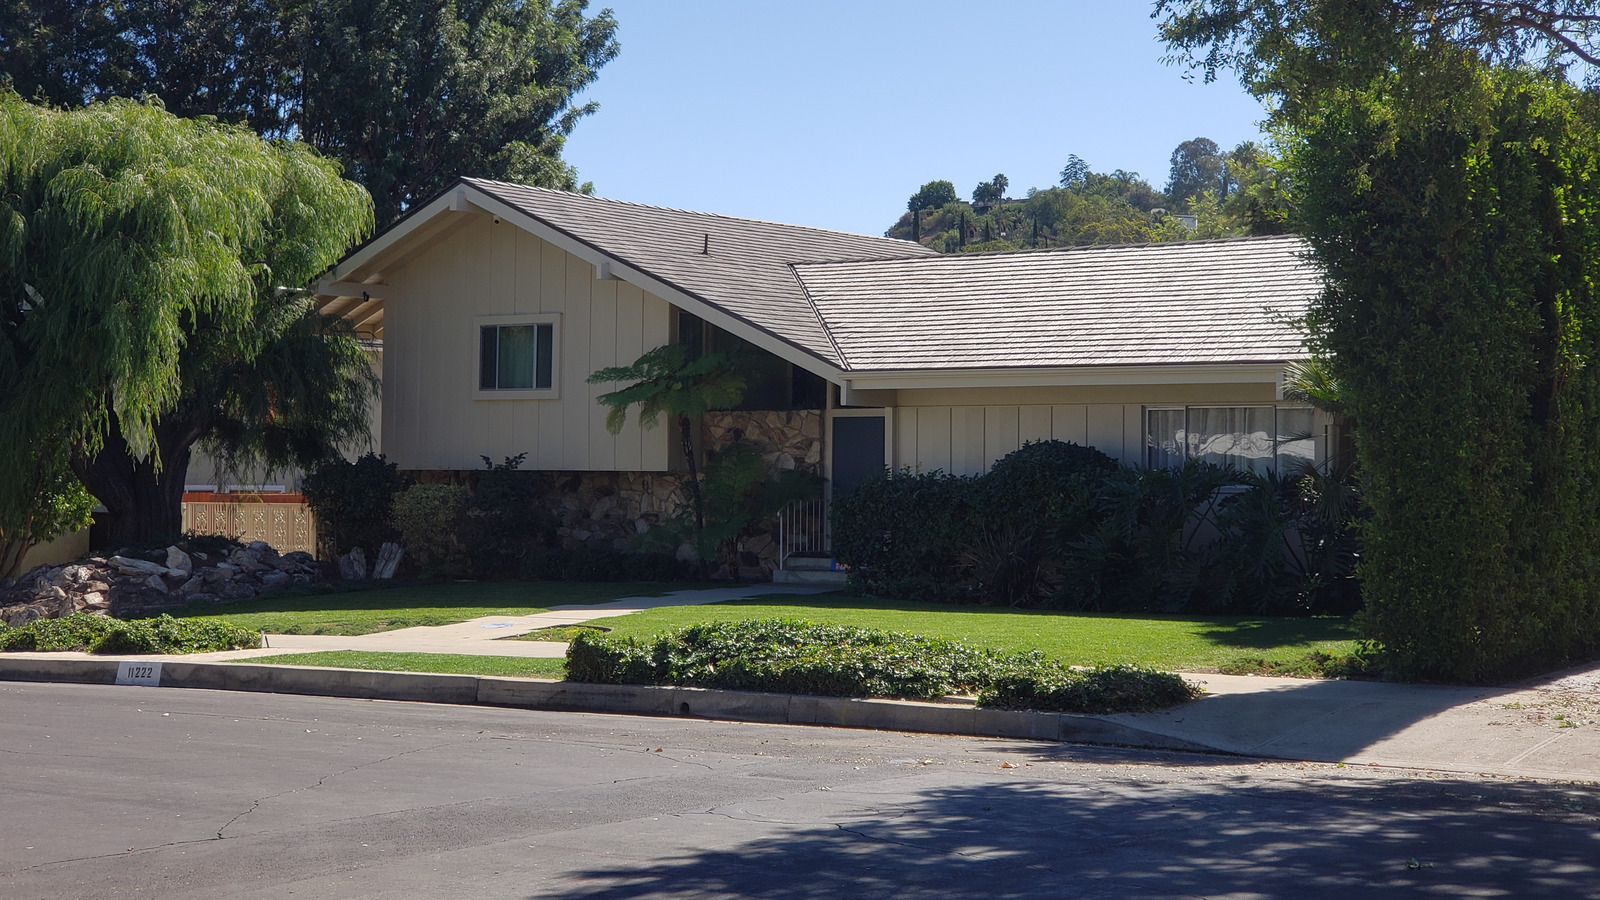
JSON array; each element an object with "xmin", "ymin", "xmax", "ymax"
[{"xmin": 0, "ymin": 541, "xmax": 323, "ymax": 625}]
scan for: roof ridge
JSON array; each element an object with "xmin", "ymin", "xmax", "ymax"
[
  {"xmin": 789, "ymin": 233, "xmax": 1308, "ymax": 269},
  {"xmin": 786, "ymin": 262, "xmax": 850, "ymax": 371},
  {"xmin": 464, "ymin": 177, "xmax": 934, "ymax": 251}
]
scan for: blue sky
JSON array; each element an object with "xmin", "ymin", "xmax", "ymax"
[{"xmin": 561, "ymin": 1, "xmax": 1270, "ymax": 236}]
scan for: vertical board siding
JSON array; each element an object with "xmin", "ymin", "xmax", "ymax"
[
  {"xmin": 915, "ymin": 407, "xmax": 953, "ymax": 474},
  {"xmin": 561, "ymin": 252, "xmax": 593, "ymax": 469},
  {"xmin": 386, "ymin": 217, "xmax": 670, "ymax": 472},
  {"xmin": 612, "ymin": 282, "xmax": 644, "ymax": 470},
  {"xmin": 587, "ymin": 276, "xmax": 618, "ymax": 470},
  {"xmin": 639, "ymin": 293, "xmax": 672, "ymax": 470},
  {"xmin": 889, "ymin": 404, "xmax": 1142, "ymax": 478},
  {"xmin": 894, "ymin": 408, "xmax": 918, "ymax": 471},
  {"xmin": 1019, "ymin": 405, "xmax": 1052, "ymax": 446},
  {"xmin": 953, "ymin": 407, "xmax": 987, "ymax": 475},
  {"xmin": 483, "ymin": 221, "xmax": 515, "ymax": 458},
  {"xmin": 983, "ymin": 406, "xmax": 1020, "ymax": 470},
  {"xmin": 1086, "ymin": 405, "xmax": 1127, "ymax": 464}
]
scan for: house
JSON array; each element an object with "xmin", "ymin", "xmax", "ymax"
[{"xmin": 314, "ymin": 178, "xmax": 1327, "ymax": 575}]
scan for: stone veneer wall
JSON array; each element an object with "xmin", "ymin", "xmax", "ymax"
[{"xmin": 406, "ymin": 409, "xmax": 825, "ymax": 576}]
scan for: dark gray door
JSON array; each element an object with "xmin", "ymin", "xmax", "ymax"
[{"xmin": 831, "ymin": 416, "xmax": 885, "ymax": 497}]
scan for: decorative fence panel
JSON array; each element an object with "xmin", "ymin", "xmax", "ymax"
[{"xmin": 182, "ymin": 497, "xmax": 317, "ymax": 557}]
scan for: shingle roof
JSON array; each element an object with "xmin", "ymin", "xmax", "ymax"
[
  {"xmin": 789, "ymin": 235, "xmax": 1319, "ymax": 371},
  {"xmin": 465, "ymin": 179, "xmax": 937, "ymax": 368}
]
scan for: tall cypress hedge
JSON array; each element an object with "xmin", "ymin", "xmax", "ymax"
[{"xmin": 1294, "ymin": 60, "xmax": 1600, "ymax": 681}]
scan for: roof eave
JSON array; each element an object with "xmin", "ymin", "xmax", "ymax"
[
  {"xmin": 842, "ymin": 361, "xmax": 1304, "ymax": 392},
  {"xmin": 320, "ymin": 181, "xmax": 849, "ymax": 384}
]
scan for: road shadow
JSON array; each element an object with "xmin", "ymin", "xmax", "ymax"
[{"xmin": 532, "ymin": 778, "xmax": 1600, "ymax": 899}]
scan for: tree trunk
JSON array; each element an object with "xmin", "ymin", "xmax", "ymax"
[
  {"xmin": 677, "ymin": 412, "xmax": 712, "ymax": 578},
  {"xmin": 678, "ymin": 413, "xmax": 704, "ymax": 533},
  {"xmin": 73, "ymin": 412, "xmax": 207, "ymax": 548},
  {"xmin": 0, "ymin": 535, "xmax": 34, "ymax": 580}
]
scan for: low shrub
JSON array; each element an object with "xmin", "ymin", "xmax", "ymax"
[
  {"xmin": 979, "ymin": 665, "xmax": 1203, "ymax": 714},
  {"xmin": 460, "ymin": 454, "xmax": 556, "ymax": 578},
  {"xmin": 0, "ymin": 613, "xmax": 259, "ymax": 654},
  {"xmin": 565, "ymin": 618, "xmax": 1200, "ymax": 713},
  {"xmin": 829, "ymin": 469, "xmax": 979, "ymax": 601},
  {"xmin": 392, "ymin": 483, "xmax": 469, "ymax": 576},
  {"xmin": 302, "ymin": 453, "xmax": 409, "ymax": 557}
]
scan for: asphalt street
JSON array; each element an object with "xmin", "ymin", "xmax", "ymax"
[{"xmin": 4, "ymin": 682, "xmax": 1599, "ymax": 899}]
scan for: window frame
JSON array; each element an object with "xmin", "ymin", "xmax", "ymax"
[
  {"xmin": 1144, "ymin": 404, "xmax": 1320, "ymax": 473},
  {"xmin": 473, "ymin": 313, "xmax": 561, "ymax": 400}
]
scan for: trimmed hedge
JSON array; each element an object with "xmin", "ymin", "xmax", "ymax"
[
  {"xmin": 564, "ymin": 618, "xmax": 1201, "ymax": 713},
  {"xmin": 0, "ymin": 613, "xmax": 260, "ymax": 654}
]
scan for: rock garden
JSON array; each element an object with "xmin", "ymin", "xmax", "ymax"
[{"xmin": 0, "ymin": 540, "xmax": 321, "ymax": 627}]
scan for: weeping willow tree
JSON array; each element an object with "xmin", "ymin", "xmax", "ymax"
[{"xmin": 0, "ymin": 94, "xmax": 375, "ymax": 549}]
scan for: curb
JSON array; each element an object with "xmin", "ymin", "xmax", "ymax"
[{"xmin": 0, "ymin": 656, "xmax": 1221, "ymax": 755}]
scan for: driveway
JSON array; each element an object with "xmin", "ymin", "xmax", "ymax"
[{"xmin": 4, "ymin": 682, "xmax": 1598, "ymax": 899}]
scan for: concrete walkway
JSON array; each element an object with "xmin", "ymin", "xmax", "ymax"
[
  {"xmin": 191, "ymin": 583, "xmax": 833, "ymax": 661},
  {"xmin": 1113, "ymin": 662, "xmax": 1600, "ymax": 781}
]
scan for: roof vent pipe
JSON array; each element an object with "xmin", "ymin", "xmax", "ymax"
[{"xmin": 703, "ymin": 233, "xmax": 709, "ymax": 255}]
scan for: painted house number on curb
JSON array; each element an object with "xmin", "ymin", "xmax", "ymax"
[{"xmin": 115, "ymin": 661, "xmax": 162, "ymax": 686}]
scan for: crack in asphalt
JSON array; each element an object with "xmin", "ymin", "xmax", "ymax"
[
  {"xmin": 216, "ymin": 738, "xmax": 465, "ymax": 839},
  {"xmin": 6, "ymin": 836, "xmax": 221, "ymax": 875}
]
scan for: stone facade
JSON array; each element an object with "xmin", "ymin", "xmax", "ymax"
[
  {"xmin": 702, "ymin": 410, "xmax": 823, "ymax": 471},
  {"xmin": 404, "ymin": 409, "xmax": 825, "ymax": 578}
]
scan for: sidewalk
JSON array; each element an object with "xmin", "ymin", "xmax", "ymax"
[
  {"xmin": 4, "ymin": 583, "xmax": 1599, "ymax": 782},
  {"xmin": 1111, "ymin": 663, "xmax": 1600, "ymax": 781},
  {"xmin": 191, "ymin": 583, "xmax": 833, "ymax": 660}
]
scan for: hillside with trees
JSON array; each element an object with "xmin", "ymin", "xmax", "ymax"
[{"xmin": 888, "ymin": 138, "xmax": 1289, "ymax": 252}]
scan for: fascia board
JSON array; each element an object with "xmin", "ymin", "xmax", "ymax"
[
  {"xmin": 328, "ymin": 191, "xmax": 469, "ymax": 282},
  {"xmin": 459, "ymin": 187, "xmax": 848, "ymax": 385},
  {"xmin": 845, "ymin": 363, "xmax": 1294, "ymax": 391}
]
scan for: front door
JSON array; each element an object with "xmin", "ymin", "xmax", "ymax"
[{"xmin": 830, "ymin": 415, "xmax": 885, "ymax": 498}]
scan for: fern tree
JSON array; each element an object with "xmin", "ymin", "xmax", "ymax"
[
  {"xmin": 0, "ymin": 95, "xmax": 375, "ymax": 546},
  {"xmin": 587, "ymin": 345, "xmax": 745, "ymax": 538}
]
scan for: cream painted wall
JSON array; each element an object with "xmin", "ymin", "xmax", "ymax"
[
  {"xmin": 383, "ymin": 215, "xmax": 672, "ymax": 472},
  {"xmin": 886, "ymin": 394, "xmax": 1323, "ymax": 475},
  {"xmin": 20, "ymin": 528, "xmax": 89, "ymax": 571}
]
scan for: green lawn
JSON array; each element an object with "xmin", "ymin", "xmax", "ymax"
[
  {"xmin": 247, "ymin": 651, "xmax": 564, "ymax": 678},
  {"xmin": 158, "ymin": 581, "xmax": 714, "ymax": 636},
  {"xmin": 591, "ymin": 593, "xmax": 1363, "ymax": 673}
]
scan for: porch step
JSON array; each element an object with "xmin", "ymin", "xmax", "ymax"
[
  {"xmin": 772, "ymin": 569, "xmax": 848, "ymax": 586},
  {"xmin": 783, "ymin": 556, "xmax": 839, "ymax": 571},
  {"xmin": 772, "ymin": 560, "xmax": 848, "ymax": 586}
]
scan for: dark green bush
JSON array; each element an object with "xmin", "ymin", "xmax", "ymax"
[
  {"xmin": 302, "ymin": 453, "xmax": 409, "ymax": 556},
  {"xmin": 461, "ymin": 454, "xmax": 556, "ymax": 578},
  {"xmin": 565, "ymin": 619, "xmax": 1200, "ymax": 713},
  {"xmin": 1208, "ymin": 464, "xmax": 1363, "ymax": 616},
  {"xmin": 0, "ymin": 613, "xmax": 259, "ymax": 654},
  {"xmin": 1052, "ymin": 461, "xmax": 1242, "ymax": 612},
  {"xmin": 978, "ymin": 440, "xmax": 1117, "ymax": 524},
  {"xmin": 1294, "ymin": 65, "xmax": 1600, "ymax": 681},
  {"xmin": 979, "ymin": 664, "xmax": 1202, "ymax": 714},
  {"xmin": 831, "ymin": 445, "xmax": 1364, "ymax": 616},
  {"xmin": 829, "ymin": 469, "xmax": 979, "ymax": 601}
]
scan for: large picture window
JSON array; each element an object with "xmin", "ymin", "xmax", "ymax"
[
  {"xmin": 477, "ymin": 317, "xmax": 556, "ymax": 395},
  {"xmin": 1145, "ymin": 406, "xmax": 1318, "ymax": 474}
]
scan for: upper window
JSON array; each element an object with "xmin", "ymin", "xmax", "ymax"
[
  {"xmin": 476, "ymin": 315, "xmax": 558, "ymax": 396},
  {"xmin": 1145, "ymin": 406, "xmax": 1317, "ymax": 474}
]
